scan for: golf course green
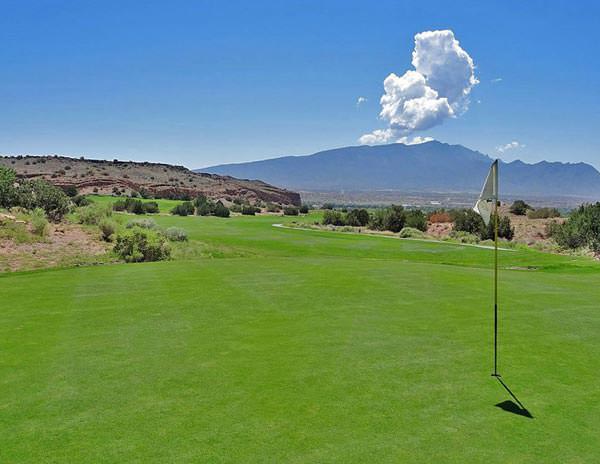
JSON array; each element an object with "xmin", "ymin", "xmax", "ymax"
[{"xmin": 2, "ymin": 210, "xmax": 599, "ymax": 462}]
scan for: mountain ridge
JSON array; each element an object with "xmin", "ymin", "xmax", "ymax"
[{"xmin": 198, "ymin": 141, "xmax": 600, "ymax": 198}]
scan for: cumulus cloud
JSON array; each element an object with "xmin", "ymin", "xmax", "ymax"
[
  {"xmin": 360, "ymin": 29, "xmax": 478, "ymax": 145},
  {"xmin": 496, "ymin": 141, "xmax": 525, "ymax": 153},
  {"xmin": 356, "ymin": 96, "xmax": 367, "ymax": 106}
]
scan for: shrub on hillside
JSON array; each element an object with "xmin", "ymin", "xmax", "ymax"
[
  {"xmin": 283, "ymin": 206, "xmax": 299, "ymax": 216},
  {"xmin": 548, "ymin": 203, "xmax": 600, "ymax": 252},
  {"xmin": 113, "ymin": 229, "xmax": 171, "ymax": 262},
  {"xmin": 399, "ymin": 227, "xmax": 426, "ymax": 239},
  {"xmin": 404, "ymin": 209, "xmax": 427, "ymax": 232},
  {"xmin": 299, "ymin": 204, "xmax": 309, "ymax": 214},
  {"xmin": 30, "ymin": 208, "xmax": 49, "ymax": 237},
  {"xmin": 62, "ymin": 185, "xmax": 78, "ymax": 197},
  {"xmin": 99, "ymin": 218, "xmax": 118, "ymax": 241},
  {"xmin": 322, "ymin": 210, "xmax": 345, "ymax": 226},
  {"xmin": 213, "ymin": 201, "xmax": 230, "ymax": 217},
  {"xmin": 78, "ymin": 204, "xmax": 113, "ymax": 225},
  {"xmin": 143, "ymin": 201, "xmax": 159, "ymax": 214},
  {"xmin": 164, "ymin": 227, "xmax": 188, "ymax": 241},
  {"xmin": 345, "ymin": 208, "xmax": 370, "ymax": 227},
  {"xmin": 322, "ymin": 203, "xmax": 334, "ymax": 210},
  {"xmin": 266, "ymin": 203, "xmax": 281, "ymax": 213},
  {"xmin": 481, "ymin": 214, "xmax": 514, "ymax": 241},
  {"xmin": 527, "ymin": 207, "xmax": 561, "ymax": 219},
  {"xmin": 126, "ymin": 218, "xmax": 157, "ymax": 229},
  {"xmin": 72, "ymin": 195, "xmax": 91, "ymax": 207},
  {"xmin": 510, "ymin": 200, "xmax": 531, "ymax": 215},
  {"xmin": 171, "ymin": 201, "xmax": 195, "ymax": 216},
  {"xmin": 242, "ymin": 205, "xmax": 260, "ymax": 215},
  {"xmin": 0, "ymin": 166, "xmax": 17, "ymax": 208},
  {"xmin": 229, "ymin": 204, "xmax": 242, "ymax": 213},
  {"xmin": 14, "ymin": 179, "xmax": 70, "ymax": 221},
  {"xmin": 452, "ymin": 209, "xmax": 484, "ymax": 236}
]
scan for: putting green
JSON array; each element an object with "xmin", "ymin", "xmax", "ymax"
[{"xmin": 2, "ymin": 212, "xmax": 599, "ymax": 462}]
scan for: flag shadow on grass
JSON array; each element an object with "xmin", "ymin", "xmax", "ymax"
[{"xmin": 494, "ymin": 377, "xmax": 534, "ymax": 419}]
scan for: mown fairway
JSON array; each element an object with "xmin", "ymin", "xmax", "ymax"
[{"xmin": 2, "ymin": 211, "xmax": 600, "ymax": 462}]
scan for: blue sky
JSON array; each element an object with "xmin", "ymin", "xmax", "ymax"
[{"xmin": 1, "ymin": 0, "xmax": 599, "ymax": 168}]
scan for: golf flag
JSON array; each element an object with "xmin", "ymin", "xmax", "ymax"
[
  {"xmin": 473, "ymin": 160, "xmax": 498, "ymax": 225},
  {"xmin": 473, "ymin": 159, "xmax": 501, "ymax": 377}
]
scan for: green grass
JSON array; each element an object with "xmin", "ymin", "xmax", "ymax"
[{"xmin": 2, "ymin": 205, "xmax": 600, "ymax": 462}]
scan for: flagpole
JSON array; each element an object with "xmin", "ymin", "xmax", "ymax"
[{"xmin": 492, "ymin": 161, "xmax": 499, "ymax": 377}]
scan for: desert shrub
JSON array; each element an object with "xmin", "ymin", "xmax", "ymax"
[
  {"xmin": 399, "ymin": 227, "xmax": 426, "ymax": 239},
  {"xmin": 322, "ymin": 210, "xmax": 345, "ymax": 226},
  {"xmin": 229, "ymin": 204, "xmax": 242, "ymax": 213},
  {"xmin": 428, "ymin": 211, "xmax": 451, "ymax": 223},
  {"xmin": 78, "ymin": 203, "xmax": 112, "ymax": 225},
  {"xmin": 213, "ymin": 201, "xmax": 230, "ymax": 217},
  {"xmin": 99, "ymin": 218, "xmax": 118, "ymax": 241},
  {"xmin": 15, "ymin": 179, "xmax": 70, "ymax": 221},
  {"xmin": 322, "ymin": 203, "xmax": 334, "ymax": 210},
  {"xmin": 171, "ymin": 201, "xmax": 195, "ymax": 216},
  {"xmin": 112, "ymin": 199, "xmax": 127, "ymax": 211},
  {"xmin": 404, "ymin": 209, "xmax": 427, "ymax": 231},
  {"xmin": 30, "ymin": 208, "xmax": 49, "ymax": 237},
  {"xmin": 193, "ymin": 193, "xmax": 209, "ymax": 208},
  {"xmin": 549, "ymin": 203, "xmax": 600, "ymax": 251},
  {"xmin": 143, "ymin": 201, "xmax": 159, "ymax": 214},
  {"xmin": 0, "ymin": 166, "xmax": 17, "ymax": 208},
  {"xmin": 452, "ymin": 209, "xmax": 484, "ymax": 236},
  {"xmin": 196, "ymin": 201, "xmax": 214, "ymax": 216},
  {"xmin": 449, "ymin": 230, "xmax": 480, "ymax": 244},
  {"xmin": 129, "ymin": 199, "xmax": 145, "ymax": 215},
  {"xmin": 242, "ymin": 205, "xmax": 260, "ymax": 215},
  {"xmin": 345, "ymin": 208, "xmax": 370, "ymax": 227},
  {"xmin": 113, "ymin": 229, "xmax": 171, "ymax": 262},
  {"xmin": 299, "ymin": 204, "xmax": 309, "ymax": 214},
  {"xmin": 527, "ymin": 207, "xmax": 561, "ymax": 219},
  {"xmin": 510, "ymin": 200, "xmax": 531, "ymax": 215},
  {"xmin": 370, "ymin": 205, "xmax": 405, "ymax": 232},
  {"xmin": 62, "ymin": 185, "xmax": 78, "ymax": 197},
  {"xmin": 126, "ymin": 218, "xmax": 157, "ymax": 229},
  {"xmin": 481, "ymin": 214, "xmax": 515, "ymax": 241},
  {"xmin": 283, "ymin": 206, "xmax": 299, "ymax": 216},
  {"xmin": 266, "ymin": 203, "xmax": 280, "ymax": 213},
  {"xmin": 72, "ymin": 195, "xmax": 91, "ymax": 207},
  {"xmin": 164, "ymin": 227, "xmax": 188, "ymax": 241}
]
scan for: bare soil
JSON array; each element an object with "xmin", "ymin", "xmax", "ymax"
[{"xmin": 0, "ymin": 222, "xmax": 111, "ymax": 273}]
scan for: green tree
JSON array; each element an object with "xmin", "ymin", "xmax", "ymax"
[
  {"xmin": 346, "ymin": 208, "xmax": 370, "ymax": 227},
  {"xmin": 510, "ymin": 200, "xmax": 531, "ymax": 215},
  {"xmin": 0, "ymin": 166, "xmax": 17, "ymax": 208},
  {"xmin": 213, "ymin": 201, "xmax": 230, "ymax": 217},
  {"xmin": 405, "ymin": 209, "xmax": 427, "ymax": 232}
]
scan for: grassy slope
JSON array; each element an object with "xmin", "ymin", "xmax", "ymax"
[{"xmin": 2, "ymin": 208, "xmax": 600, "ymax": 463}]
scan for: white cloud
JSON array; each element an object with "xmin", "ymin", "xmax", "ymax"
[
  {"xmin": 360, "ymin": 30, "xmax": 478, "ymax": 145},
  {"xmin": 358, "ymin": 128, "xmax": 396, "ymax": 145},
  {"xmin": 356, "ymin": 96, "xmax": 367, "ymax": 106},
  {"xmin": 398, "ymin": 136, "xmax": 435, "ymax": 145},
  {"xmin": 491, "ymin": 77, "xmax": 503, "ymax": 83},
  {"xmin": 358, "ymin": 131, "xmax": 434, "ymax": 146},
  {"xmin": 496, "ymin": 141, "xmax": 525, "ymax": 153}
]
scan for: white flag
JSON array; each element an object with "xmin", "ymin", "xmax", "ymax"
[{"xmin": 473, "ymin": 160, "xmax": 498, "ymax": 226}]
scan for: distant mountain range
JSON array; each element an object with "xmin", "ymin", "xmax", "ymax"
[{"xmin": 199, "ymin": 141, "xmax": 600, "ymax": 199}]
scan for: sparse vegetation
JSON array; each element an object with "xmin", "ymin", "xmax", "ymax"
[
  {"xmin": 113, "ymin": 228, "xmax": 171, "ymax": 262},
  {"xmin": 164, "ymin": 227, "xmax": 188, "ymax": 242},
  {"xmin": 528, "ymin": 207, "xmax": 561, "ymax": 219},
  {"xmin": 510, "ymin": 199, "xmax": 531, "ymax": 215}
]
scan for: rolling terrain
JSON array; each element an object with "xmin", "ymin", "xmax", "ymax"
[
  {"xmin": 0, "ymin": 155, "xmax": 300, "ymax": 205},
  {"xmin": 2, "ymin": 208, "xmax": 599, "ymax": 462}
]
